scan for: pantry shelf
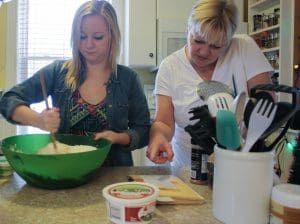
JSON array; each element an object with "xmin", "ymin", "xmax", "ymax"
[
  {"xmin": 249, "ymin": 0, "xmax": 280, "ymax": 10},
  {"xmin": 261, "ymin": 47, "xmax": 280, "ymax": 53},
  {"xmin": 250, "ymin": 24, "xmax": 280, "ymax": 36}
]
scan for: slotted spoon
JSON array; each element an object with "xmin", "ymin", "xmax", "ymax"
[
  {"xmin": 207, "ymin": 92, "xmax": 233, "ymax": 117},
  {"xmin": 197, "ymin": 81, "xmax": 234, "ymax": 117},
  {"xmin": 241, "ymin": 99, "xmax": 277, "ymax": 153}
]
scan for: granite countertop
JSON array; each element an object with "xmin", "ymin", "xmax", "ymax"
[{"xmin": 0, "ymin": 166, "xmax": 221, "ymax": 224}]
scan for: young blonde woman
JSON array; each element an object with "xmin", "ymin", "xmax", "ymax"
[
  {"xmin": 146, "ymin": 0, "xmax": 274, "ymax": 167},
  {"xmin": 0, "ymin": 0, "xmax": 150, "ymax": 166}
]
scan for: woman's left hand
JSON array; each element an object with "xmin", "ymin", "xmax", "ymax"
[{"xmin": 94, "ymin": 130, "xmax": 130, "ymax": 145}]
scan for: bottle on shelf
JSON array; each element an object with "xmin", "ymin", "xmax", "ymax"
[
  {"xmin": 274, "ymin": 8, "xmax": 280, "ymax": 25},
  {"xmin": 253, "ymin": 14, "xmax": 263, "ymax": 31}
]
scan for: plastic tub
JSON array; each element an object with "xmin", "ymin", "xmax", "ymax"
[
  {"xmin": 102, "ymin": 182, "xmax": 159, "ymax": 224},
  {"xmin": 270, "ymin": 183, "xmax": 300, "ymax": 224}
]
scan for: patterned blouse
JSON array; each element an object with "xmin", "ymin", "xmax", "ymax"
[{"xmin": 69, "ymin": 90, "xmax": 112, "ymax": 166}]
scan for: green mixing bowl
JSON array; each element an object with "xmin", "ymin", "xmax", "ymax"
[{"xmin": 1, "ymin": 134, "xmax": 111, "ymax": 189}]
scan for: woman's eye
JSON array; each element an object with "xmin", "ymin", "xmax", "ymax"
[
  {"xmin": 194, "ymin": 39, "xmax": 205, "ymax": 44},
  {"xmin": 80, "ymin": 35, "xmax": 87, "ymax": 40},
  {"xmin": 94, "ymin": 35, "xmax": 104, "ymax": 40},
  {"xmin": 210, "ymin": 45, "xmax": 222, "ymax": 49}
]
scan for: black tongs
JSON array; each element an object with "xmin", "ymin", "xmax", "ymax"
[{"xmin": 248, "ymin": 84, "xmax": 300, "ymax": 152}]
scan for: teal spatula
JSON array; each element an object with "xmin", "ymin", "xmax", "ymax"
[{"xmin": 216, "ymin": 110, "xmax": 241, "ymax": 150}]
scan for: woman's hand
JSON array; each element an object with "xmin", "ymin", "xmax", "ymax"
[
  {"xmin": 94, "ymin": 130, "xmax": 130, "ymax": 145},
  {"xmin": 146, "ymin": 133, "xmax": 174, "ymax": 164},
  {"xmin": 37, "ymin": 108, "xmax": 60, "ymax": 133}
]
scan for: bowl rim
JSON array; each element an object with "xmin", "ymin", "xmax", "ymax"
[{"xmin": 1, "ymin": 133, "xmax": 112, "ymax": 156}]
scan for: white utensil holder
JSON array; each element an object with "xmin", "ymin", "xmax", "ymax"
[{"xmin": 212, "ymin": 145, "xmax": 274, "ymax": 224}]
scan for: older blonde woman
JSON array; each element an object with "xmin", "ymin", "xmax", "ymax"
[
  {"xmin": 0, "ymin": 0, "xmax": 150, "ymax": 166},
  {"xmin": 147, "ymin": 0, "xmax": 273, "ymax": 166}
]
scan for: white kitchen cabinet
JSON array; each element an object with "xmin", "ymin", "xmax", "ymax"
[
  {"xmin": 124, "ymin": 0, "xmax": 197, "ymax": 69},
  {"xmin": 156, "ymin": 0, "xmax": 196, "ymax": 20},
  {"xmin": 124, "ymin": 0, "xmax": 156, "ymax": 68},
  {"xmin": 156, "ymin": 19, "xmax": 187, "ymax": 67},
  {"xmin": 156, "ymin": 0, "xmax": 197, "ymax": 66},
  {"xmin": 248, "ymin": 0, "xmax": 295, "ymax": 101}
]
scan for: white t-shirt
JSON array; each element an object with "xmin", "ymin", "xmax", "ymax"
[{"xmin": 155, "ymin": 34, "xmax": 273, "ymax": 167}]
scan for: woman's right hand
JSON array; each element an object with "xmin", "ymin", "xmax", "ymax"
[
  {"xmin": 37, "ymin": 108, "xmax": 60, "ymax": 133},
  {"xmin": 146, "ymin": 133, "xmax": 174, "ymax": 164}
]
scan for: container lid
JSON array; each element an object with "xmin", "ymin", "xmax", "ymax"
[
  {"xmin": 102, "ymin": 182, "xmax": 159, "ymax": 205},
  {"xmin": 272, "ymin": 184, "xmax": 300, "ymax": 208}
]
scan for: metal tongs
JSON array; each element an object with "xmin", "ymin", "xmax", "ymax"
[{"xmin": 40, "ymin": 71, "xmax": 57, "ymax": 150}]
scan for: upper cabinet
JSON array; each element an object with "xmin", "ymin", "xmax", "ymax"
[
  {"xmin": 156, "ymin": 0, "xmax": 198, "ymax": 67},
  {"xmin": 248, "ymin": 0, "xmax": 295, "ymax": 101},
  {"xmin": 123, "ymin": 0, "xmax": 198, "ymax": 69},
  {"xmin": 124, "ymin": 0, "xmax": 156, "ymax": 68}
]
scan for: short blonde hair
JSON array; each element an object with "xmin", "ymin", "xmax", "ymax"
[
  {"xmin": 64, "ymin": 0, "xmax": 121, "ymax": 90},
  {"xmin": 188, "ymin": 0, "xmax": 238, "ymax": 47}
]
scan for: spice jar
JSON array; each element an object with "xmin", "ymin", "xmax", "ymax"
[
  {"xmin": 261, "ymin": 31, "xmax": 269, "ymax": 48},
  {"xmin": 253, "ymin": 14, "xmax": 262, "ymax": 31},
  {"xmin": 262, "ymin": 13, "xmax": 269, "ymax": 28},
  {"xmin": 268, "ymin": 13, "xmax": 274, "ymax": 27},
  {"xmin": 273, "ymin": 30, "xmax": 279, "ymax": 47},
  {"xmin": 274, "ymin": 8, "xmax": 280, "ymax": 25},
  {"xmin": 268, "ymin": 32, "xmax": 274, "ymax": 48}
]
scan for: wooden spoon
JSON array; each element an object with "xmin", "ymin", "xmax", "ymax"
[{"xmin": 39, "ymin": 72, "xmax": 57, "ymax": 150}]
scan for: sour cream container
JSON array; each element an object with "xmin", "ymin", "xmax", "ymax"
[
  {"xmin": 102, "ymin": 182, "xmax": 159, "ymax": 224},
  {"xmin": 270, "ymin": 183, "xmax": 300, "ymax": 224}
]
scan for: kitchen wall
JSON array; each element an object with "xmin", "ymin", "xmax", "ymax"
[{"xmin": 0, "ymin": 4, "xmax": 7, "ymax": 89}]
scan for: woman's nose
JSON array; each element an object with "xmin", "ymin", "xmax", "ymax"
[
  {"xmin": 198, "ymin": 44, "xmax": 210, "ymax": 57},
  {"xmin": 86, "ymin": 37, "xmax": 94, "ymax": 48}
]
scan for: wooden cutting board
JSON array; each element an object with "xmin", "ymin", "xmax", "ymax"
[{"xmin": 128, "ymin": 175, "xmax": 205, "ymax": 205}]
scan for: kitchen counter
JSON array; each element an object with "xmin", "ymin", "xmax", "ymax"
[{"xmin": 0, "ymin": 166, "xmax": 221, "ymax": 224}]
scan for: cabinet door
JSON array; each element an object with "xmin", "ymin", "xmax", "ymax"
[
  {"xmin": 124, "ymin": 0, "xmax": 156, "ymax": 68},
  {"xmin": 156, "ymin": 19, "xmax": 187, "ymax": 66}
]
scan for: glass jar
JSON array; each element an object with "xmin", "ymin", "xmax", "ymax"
[
  {"xmin": 268, "ymin": 13, "xmax": 274, "ymax": 26},
  {"xmin": 262, "ymin": 13, "xmax": 269, "ymax": 28},
  {"xmin": 274, "ymin": 8, "xmax": 280, "ymax": 25},
  {"xmin": 253, "ymin": 14, "xmax": 262, "ymax": 31},
  {"xmin": 273, "ymin": 30, "xmax": 279, "ymax": 47},
  {"xmin": 261, "ymin": 31, "xmax": 269, "ymax": 48}
]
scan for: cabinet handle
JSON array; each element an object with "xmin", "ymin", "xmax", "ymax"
[{"xmin": 149, "ymin": 53, "xmax": 154, "ymax": 58}]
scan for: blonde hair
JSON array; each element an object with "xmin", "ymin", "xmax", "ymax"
[
  {"xmin": 188, "ymin": 0, "xmax": 238, "ymax": 47},
  {"xmin": 63, "ymin": 0, "xmax": 121, "ymax": 90}
]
